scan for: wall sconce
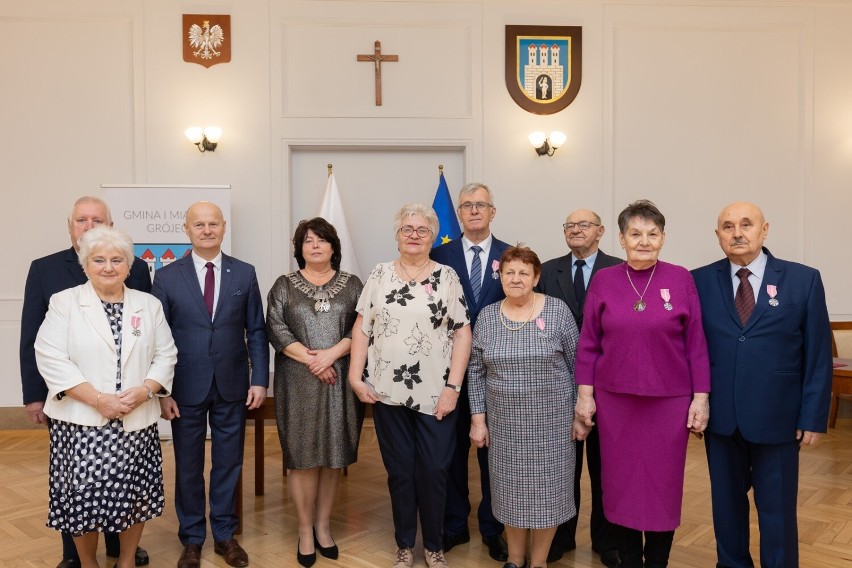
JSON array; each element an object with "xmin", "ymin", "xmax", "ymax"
[
  {"xmin": 529, "ymin": 131, "xmax": 567, "ymax": 157},
  {"xmin": 185, "ymin": 126, "xmax": 222, "ymax": 152}
]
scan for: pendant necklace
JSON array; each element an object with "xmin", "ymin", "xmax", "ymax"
[
  {"xmin": 500, "ymin": 294, "xmax": 537, "ymax": 331},
  {"xmin": 625, "ymin": 262, "xmax": 658, "ymax": 312},
  {"xmin": 398, "ymin": 259, "xmax": 430, "ymax": 286}
]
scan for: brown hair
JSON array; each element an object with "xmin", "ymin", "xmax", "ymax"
[
  {"xmin": 292, "ymin": 218, "xmax": 342, "ymax": 270},
  {"xmin": 499, "ymin": 244, "xmax": 542, "ymax": 277}
]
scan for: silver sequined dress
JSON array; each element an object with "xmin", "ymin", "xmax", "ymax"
[{"xmin": 266, "ymin": 271, "xmax": 364, "ymax": 469}]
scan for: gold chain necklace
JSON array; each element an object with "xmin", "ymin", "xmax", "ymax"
[
  {"xmin": 398, "ymin": 259, "xmax": 430, "ymax": 286},
  {"xmin": 625, "ymin": 262, "xmax": 658, "ymax": 312},
  {"xmin": 499, "ymin": 294, "xmax": 537, "ymax": 331}
]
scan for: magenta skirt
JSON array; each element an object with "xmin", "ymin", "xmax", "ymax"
[{"xmin": 595, "ymin": 389, "xmax": 691, "ymax": 532}]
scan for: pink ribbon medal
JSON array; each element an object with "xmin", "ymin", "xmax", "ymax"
[
  {"xmin": 491, "ymin": 260, "xmax": 500, "ymax": 279},
  {"xmin": 535, "ymin": 317, "xmax": 546, "ymax": 337},
  {"xmin": 130, "ymin": 315, "xmax": 142, "ymax": 336},
  {"xmin": 424, "ymin": 283, "xmax": 434, "ymax": 297},
  {"xmin": 767, "ymin": 284, "xmax": 779, "ymax": 307},
  {"xmin": 660, "ymin": 289, "xmax": 673, "ymax": 311}
]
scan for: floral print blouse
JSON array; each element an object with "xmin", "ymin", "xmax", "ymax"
[{"xmin": 356, "ymin": 261, "xmax": 470, "ymax": 415}]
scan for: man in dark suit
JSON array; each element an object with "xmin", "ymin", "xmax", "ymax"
[
  {"xmin": 430, "ymin": 182, "xmax": 510, "ymax": 562},
  {"xmin": 154, "ymin": 201, "xmax": 269, "ymax": 568},
  {"xmin": 537, "ymin": 209, "xmax": 622, "ymax": 567},
  {"xmin": 692, "ymin": 202, "xmax": 832, "ymax": 568},
  {"xmin": 20, "ymin": 196, "xmax": 152, "ymax": 568}
]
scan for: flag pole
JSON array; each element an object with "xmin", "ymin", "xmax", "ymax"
[
  {"xmin": 328, "ymin": 163, "xmax": 333, "ymax": 177},
  {"xmin": 438, "ymin": 164, "xmax": 443, "ymax": 175}
]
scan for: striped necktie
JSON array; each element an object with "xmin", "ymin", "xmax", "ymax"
[{"xmin": 470, "ymin": 245, "xmax": 483, "ymax": 304}]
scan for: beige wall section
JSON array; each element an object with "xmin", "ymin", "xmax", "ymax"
[{"xmin": 2, "ymin": 1, "xmax": 852, "ymax": 421}]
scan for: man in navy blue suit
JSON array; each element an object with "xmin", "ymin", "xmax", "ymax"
[
  {"xmin": 692, "ymin": 202, "xmax": 832, "ymax": 568},
  {"xmin": 154, "ymin": 201, "xmax": 269, "ymax": 568},
  {"xmin": 430, "ymin": 182, "xmax": 510, "ymax": 562},
  {"xmin": 536, "ymin": 209, "xmax": 621, "ymax": 567},
  {"xmin": 20, "ymin": 196, "xmax": 152, "ymax": 568}
]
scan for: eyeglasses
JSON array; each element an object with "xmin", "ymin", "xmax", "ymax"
[
  {"xmin": 398, "ymin": 226, "xmax": 432, "ymax": 238},
  {"xmin": 563, "ymin": 221, "xmax": 601, "ymax": 231},
  {"xmin": 459, "ymin": 201, "xmax": 493, "ymax": 212}
]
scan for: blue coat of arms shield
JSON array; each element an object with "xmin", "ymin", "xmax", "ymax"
[{"xmin": 505, "ymin": 25, "xmax": 582, "ymax": 115}]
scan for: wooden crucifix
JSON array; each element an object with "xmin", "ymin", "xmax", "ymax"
[{"xmin": 357, "ymin": 40, "xmax": 398, "ymax": 106}]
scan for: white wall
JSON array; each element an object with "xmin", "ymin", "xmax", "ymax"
[{"xmin": 2, "ymin": 0, "xmax": 852, "ymax": 407}]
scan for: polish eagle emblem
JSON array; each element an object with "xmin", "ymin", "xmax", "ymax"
[{"xmin": 188, "ymin": 20, "xmax": 224, "ymax": 60}]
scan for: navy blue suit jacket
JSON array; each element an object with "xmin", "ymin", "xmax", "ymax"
[
  {"xmin": 537, "ymin": 250, "xmax": 622, "ymax": 329},
  {"xmin": 692, "ymin": 248, "xmax": 832, "ymax": 443},
  {"xmin": 431, "ymin": 236, "xmax": 510, "ymax": 326},
  {"xmin": 151, "ymin": 254, "xmax": 269, "ymax": 406},
  {"xmin": 20, "ymin": 246, "xmax": 152, "ymax": 404}
]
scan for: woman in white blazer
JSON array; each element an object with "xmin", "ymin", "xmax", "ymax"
[{"xmin": 35, "ymin": 226, "xmax": 177, "ymax": 568}]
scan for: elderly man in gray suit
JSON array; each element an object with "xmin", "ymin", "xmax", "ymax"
[{"xmin": 537, "ymin": 209, "xmax": 622, "ymax": 567}]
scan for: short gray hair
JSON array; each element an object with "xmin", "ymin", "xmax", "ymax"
[
  {"xmin": 78, "ymin": 226, "xmax": 135, "ymax": 269},
  {"xmin": 458, "ymin": 182, "xmax": 494, "ymax": 205},
  {"xmin": 393, "ymin": 203, "xmax": 439, "ymax": 236},
  {"xmin": 68, "ymin": 196, "xmax": 113, "ymax": 225}
]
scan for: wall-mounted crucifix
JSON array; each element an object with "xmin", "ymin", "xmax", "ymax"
[{"xmin": 357, "ymin": 40, "xmax": 398, "ymax": 106}]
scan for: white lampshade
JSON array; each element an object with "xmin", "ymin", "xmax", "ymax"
[
  {"xmin": 548, "ymin": 131, "xmax": 567, "ymax": 148},
  {"xmin": 528, "ymin": 131, "xmax": 547, "ymax": 148},
  {"xmin": 184, "ymin": 127, "xmax": 203, "ymax": 144},
  {"xmin": 203, "ymin": 126, "xmax": 223, "ymax": 143}
]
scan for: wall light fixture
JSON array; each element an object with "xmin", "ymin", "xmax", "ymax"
[
  {"xmin": 185, "ymin": 126, "xmax": 222, "ymax": 152},
  {"xmin": 529, "ymin": 131, "xmax": 567, "ymax": 157}
]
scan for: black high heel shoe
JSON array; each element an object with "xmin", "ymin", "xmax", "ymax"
[
  {"xmin": 314, "ymin": 528, "xmax": 339, "ymax": 560},
  {"xmin": 297, "ymin": 539, "xmax": 316, "ymax": 568}
]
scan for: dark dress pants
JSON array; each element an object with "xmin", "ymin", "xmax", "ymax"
[
  {"xmin": 172, "ymin": 380, "xmax": 247, "ymax": 545},
  {"xmin": 613, "ymin": 524, "xmax": 674, "ymax": 568},
  {"xmin": 705, "ymin": 429, "xmax": 800, "ymax": 568},
  {"xmin": 443, "ymin": 383, "xmax": 503, "ymax": 538},
  {"xmin": 373, "ymin": 402, "xmax": 458, "ymax": 552}
]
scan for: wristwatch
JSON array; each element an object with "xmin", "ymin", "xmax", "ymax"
[
  {"xmin": 444, "ymin": 383, "xmax": 462, "ymax": 393},
  {"xmin": 145, "ymin": 386, "xmax": 154, "ymax": 400}
]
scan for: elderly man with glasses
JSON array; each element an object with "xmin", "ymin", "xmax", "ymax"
[
  {"xmin": 536, "ymin": 209, "xmax": 622, "ymax": 567},
  {"xmin": 430, "ymin": 182, "xmax": 511, "ymax": 563}
]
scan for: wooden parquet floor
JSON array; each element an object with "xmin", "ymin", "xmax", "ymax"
[{"xmin": 1, "ymin": 420, "xmax": 851, "ymax": 567}]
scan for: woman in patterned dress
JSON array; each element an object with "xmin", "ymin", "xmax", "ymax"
[
  {"xmin": 348, "ymin": 203, "xmax": 472, "ymax": 568},
  {"xmin": 266, "ymin": 217, "xmax": 363, "ymax": 568},
  {"xmin": 574, "ymin": 200, "xmax": 710, "ymax": 568},
  {"xmin": 35, "ymin": 226, "xmax": 177, "ymax": 568},
  {"xmin": 468, "ymin": 245, "xmax": 580, "ymax": 568}
]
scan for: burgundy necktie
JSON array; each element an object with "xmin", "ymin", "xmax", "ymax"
[
  {"xmin": 735, "ymin": 268, "xmax": 754, "ymax": 326},
  {"xmin": 203, "ymin": 262, "xmax": 215, "ymax": 317}
]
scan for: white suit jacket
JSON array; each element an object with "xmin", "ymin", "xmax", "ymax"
[{"xmin": 35, "ymin": 281, "xmax": 177, "ymax": 431}]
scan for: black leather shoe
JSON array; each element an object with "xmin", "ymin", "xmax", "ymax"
[
  {"xmin": 134, "ymin": 547, "xmax": 150, "ymax": 566},
  {"xmin": 56, "ymin": 560, "xmax": 81, "ymax": 568},
  {"xmin": 297, "ymin": 539, "xmax": 316, "ymax": 568},
  {"xmin": 600, "ymin": 549, "xmax": 621, "ymax": 567},
  {"xmin": 442, "ymin": 528, "xmax": 471, "ymax": 553},
  {"xmin": 482, "ymin": 534, "xmax": 509, "ymax": 562},
  {"xmin": 313, "ymin": 529, "xmax": 338, "ymax": 560},
  {"xmin": 502, "ymin": 561, "xmax": 528, "ymax": 568},
  {"xmin": 177, "ymin": 544, "xmax": 202, "ymax": 568}
]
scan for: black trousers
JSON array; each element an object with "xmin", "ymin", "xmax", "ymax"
[
  {"xmin": 613, "ymin": 524, "xmax": 674, "ymax": 568},
  {"xmin": 373, "ymin": 402, "xmax": 458, "ymax": 552}
]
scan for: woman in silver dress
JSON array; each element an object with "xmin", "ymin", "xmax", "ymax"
[
  {"xmin": 266, "ymin": 218, "xmax": 363, "ymax": 568},
  {"xmin": 35, "ymin": 226, "xmax": 177, "ymax": 568},
  {"xmin": 468, "ymin": 245, "xmax": 580, "ymax": 568}
]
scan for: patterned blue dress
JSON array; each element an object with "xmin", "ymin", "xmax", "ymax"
[{"xmin": 47, "ymin": 301, "xmax": 165, "ymax": 535}]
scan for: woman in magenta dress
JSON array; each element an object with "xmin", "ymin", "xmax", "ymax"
[{"xmin": 573, "ymin": 200, "xmax": 710, "ymax": 568}]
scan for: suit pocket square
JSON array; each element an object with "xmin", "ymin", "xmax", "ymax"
[{"xmin": 233, "ymin": 290, "xmax": 242, "ymax": 296}]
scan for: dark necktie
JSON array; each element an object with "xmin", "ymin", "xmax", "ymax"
[
  {"xmin": 470, "ymin": 245, "xmax": 483, "ymax": 304},
  {"xmin": 735, "ymin": 268, "xmax": 754, "ymax": 326},
  {"xmin": 204, "ymin": 262, "xmax": 215, "ymax": 318},
  {"xmin": 573, "ymin": 259, "xmax": 587, "ymax": 310}
]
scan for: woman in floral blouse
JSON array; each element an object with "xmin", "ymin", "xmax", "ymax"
[{"xmin": 348, "ymin": 203, "xmax": 471, "ymax": 568}]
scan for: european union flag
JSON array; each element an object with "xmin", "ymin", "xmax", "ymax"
[{"xmin": 431, "ymin": 172, "xmax": 461, "ymax": 248}]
